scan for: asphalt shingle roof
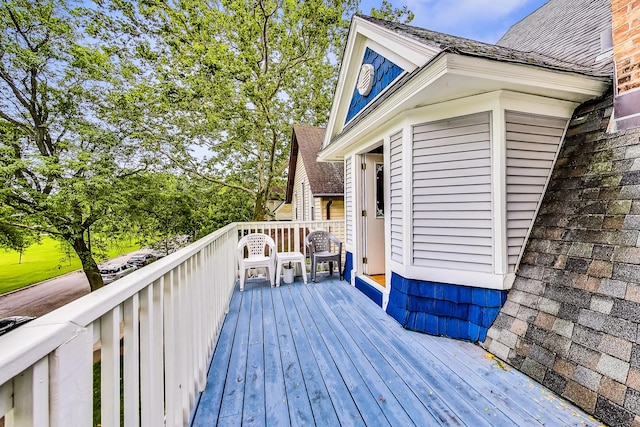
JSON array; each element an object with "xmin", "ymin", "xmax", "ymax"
[
  {"xmin": 286, "ymin": 126, "xmax": 343, "ymax": 202},
  {"xmin": 497, "ymin": 0, "xmax": 612, "ymax": 74},
  {"xmin": 329, "ymin": 13, "xmax": 613, "ymax": 145},
  {"xmin": 358, "ymin": 15, "xmax": 611, "ymax": 77}
]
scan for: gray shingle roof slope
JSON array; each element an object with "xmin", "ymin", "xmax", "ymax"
[
  {"xmin": 497, "ymin": 0, "xmax": 612, "ymax": 74},
  {"xmin": 358, "ymin": 15, "xmax": 610, "ymax": 77},
  {"xmin": 290, "ymin": 125, "xmax": 344, "ymax": 198}
]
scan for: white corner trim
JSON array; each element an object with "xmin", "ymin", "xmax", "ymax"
[{"xmin": 491, "ymin": 108, "xmax": 507, "ymax": 277}]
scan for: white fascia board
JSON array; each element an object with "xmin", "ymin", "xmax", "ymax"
[
  {"xmin": 446, "ymin": 55, "xmax": 610, "ymax": 100},
  {"xmin": 322, "ymin": 16, "xmax": 440, "ymax": 150},
  {"xmin": 320, "ymin": 54, "xmax": 450, "ymax": 161},
  {"xmin": 319, "ymin": 53, "xmax": 609, "ymax": 161},
  {"xmin": 495, "ymin": 90, "xmax": 579, "ymax": 117},
  {"xmin": 351, "ymin": 17, "xmax": 440, "ymax": 70},
  {"xmin": 392, "ymin": 263, "xmax": 517, "ymax": 290}
]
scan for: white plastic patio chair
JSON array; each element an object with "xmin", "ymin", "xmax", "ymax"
[{"xmin": 237, "ymin": 233, "xmax": 276, "ymax": 291}]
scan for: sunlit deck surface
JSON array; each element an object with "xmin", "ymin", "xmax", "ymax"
[{"xmin": 191, "ymin": 276, "xmax": 601, "ymax": 426}]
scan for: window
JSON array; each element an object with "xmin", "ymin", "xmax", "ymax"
[{"xmin": 375, "ymin": 162, "xmax": 384, "ymax": 217}]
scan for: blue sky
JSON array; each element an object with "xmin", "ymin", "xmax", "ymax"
[{"xmin": 359, "ymin": 0, "xmax": 548, "ymax": 43}]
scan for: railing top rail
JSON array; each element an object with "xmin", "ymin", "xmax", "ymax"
[
  {"xmin": 0, "ymin": 220, "xmax": 344, "ymax": 387},
  {"xmin": 0, "ymin": 222, "xmax": 238, "ymax": 386}
]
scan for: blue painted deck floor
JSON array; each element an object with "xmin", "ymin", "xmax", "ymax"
[{"xmin": 192, "ymin": 277, "xmax": 602, "ymax": 426}]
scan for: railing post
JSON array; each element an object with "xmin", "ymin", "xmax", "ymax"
[
  {"xmin": 101, "ymin": 307, "xmax": 122, "ymax": 427},
  {"xmin": 49, "ymin": 327, "xmax": 93, "ymax": 427},
  {"xmin": 294, "ymin": 222, "xmax": 301, "ymax": 254},
  {"xmin": 140, "ymin": 279, "xmax": 165, "ymax": 427},
  {"xmin": 13, "ymin": 357, "xmax": 49, "ymax": 427},
  {"xmin": 123, "ymin": 295, "xmax": 140, "ymax": 427}
]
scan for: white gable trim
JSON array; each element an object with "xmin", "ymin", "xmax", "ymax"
[{"xmin": 324, "ymin": 16, "xmax": 441, "ymax": 149}]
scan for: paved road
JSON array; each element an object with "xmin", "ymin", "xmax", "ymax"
[
  {"xmin": 0, "ymin": 252, "xmax": 139, "ymax": 318},
  {"xmin": 0, "ymin": 270, "xmax": 91, "ymax": 318}
]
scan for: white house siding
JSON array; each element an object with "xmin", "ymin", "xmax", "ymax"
[
  {"xmin": 292, "ymin": 155, "xmax": 312, "ymax": 220},
  {"xmin": 412, "ymin": 112, "xmax": 493, "ymax": 272},
  {"xmin": 390, "ymin": 131, "xmax": 403, "ymax": 262},
  {"xmin": 505, "ymin": 111, "xmax": 567, "ymax": 271},
  {"xmin": 345, "ymin": 157, "xmax": 354, "ymax": 246}
]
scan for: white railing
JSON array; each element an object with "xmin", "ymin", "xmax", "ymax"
[
  {"xmin": 238, "ymin": 220, "xmax": 345, "ymax": 260},
  {"xmin": 0, "ymin": 220, "xmax": 344, "ymax": 427}
]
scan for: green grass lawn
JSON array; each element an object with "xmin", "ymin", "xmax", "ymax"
[{"xmin": 0, "ymin": 236, "xmax": 140, "ymax": 295}]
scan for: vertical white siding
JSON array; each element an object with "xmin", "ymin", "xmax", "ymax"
[
  {"xmin": 345, "ymin": 157, "xmax": 353, "ymax": 246},
  {"xmin": 506, "ymin": 111, "xmax": 567, "ymax": 271},
  {"xmin": 412, "ymin": 112, "xmax": 493, "ymax": 272},
  {"xmin": 390, "ymin": 131, "xmax": 403, "ymax": 262}
]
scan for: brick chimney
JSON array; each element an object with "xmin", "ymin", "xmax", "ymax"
[{"xmin": 612, "ymin": 0, "xmax": 640, "ymax": 130}]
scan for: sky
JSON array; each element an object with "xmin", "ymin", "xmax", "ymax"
[{"xmin": 358, "ymin": 0, "xmax": 549, "ymax": 43}]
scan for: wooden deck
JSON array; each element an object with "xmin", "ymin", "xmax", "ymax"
[{"xmin": 191, "ymin": 277, "xmax": 602, "ymax": 426}]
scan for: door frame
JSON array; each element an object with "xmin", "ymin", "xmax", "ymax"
[{"xmin": 354, "ymin": 143, "xmax": 386, "ymax": 284}]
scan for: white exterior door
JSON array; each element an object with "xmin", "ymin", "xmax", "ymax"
[{"xmin": 362, "ymin": 154, "xmax": 385, "ymax": 275}]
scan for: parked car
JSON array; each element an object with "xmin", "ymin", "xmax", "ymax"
[
  {"xmin": 0, "ymin": 316, "xmax": 36, "ymax": 337},
  {"xmin": 128, "ymin": 253, "xmax": 157, "ymax": 268},
  {"xmin": 100, "ymin": 263, "xmax": 137, "ymax": 284}
]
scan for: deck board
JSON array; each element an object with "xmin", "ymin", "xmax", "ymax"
[
  {"xmin": 271, "ymin": 287, "xmax": 315, "ymax": 426},
  {"xmin": 280, "ymin": 287, "xmax": 340, "ymax": 426},
  {"xmin": 192, "ymin": 278, "xmax": 602, "ymax": 427},
  {"xmin": 192, "ymin": 287, "xmax": 243, "ymax": 426},
  {"xmin": 261, "ymin": 285, "xmax": 289, "ymax": 427},
  {"xmin": 243, "ymin": 284, "xmax": 265, "ymax": 425}
]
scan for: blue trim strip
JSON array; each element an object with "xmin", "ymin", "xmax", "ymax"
[
  {"xmin": 355, "ymin": 276, "xmax": 383, "ymax": 307},
  {"xmin": 386, "ymin": 272, "xmax": 507, "ymax": 342}
]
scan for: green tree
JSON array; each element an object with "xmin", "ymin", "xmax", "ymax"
[
  {"xmin": 0, "ymin": 222, "xmax": 38, "ymax": 264},
  {"xmin": 368, "ymin": 0, "xmax": 414, "ymax": 23},
  {"xmin": 0, "ymin": 0, "xmax": 149, "ymax": 290},
  {"xmin": 95, "ymin": 0, "xmax": 412, "ymax": 221}
]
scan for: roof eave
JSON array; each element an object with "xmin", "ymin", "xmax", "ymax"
[{"xmin": 318, "ymin": 53, "xmax": 610, "ymax": 162}]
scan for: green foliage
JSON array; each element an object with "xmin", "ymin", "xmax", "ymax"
[
  {"xmin": 0, "ymin": 235, "xmax": 139, "ymax": 294},
  {"xmin": 0, "ymin": 0, "xmax": 415, "ymax": 292},
  {"xmin": 0, "ymin": 0, "xmax": 153, "ymax": 290},
  {"xmin": 369, "ymin": 0, "xmax": 414, "ymax": 23},
  {"xmin": 92, "ymin": 0, "xmax": 413, "ymax": 221}
]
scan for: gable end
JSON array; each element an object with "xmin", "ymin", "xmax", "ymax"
[{"xmin": 345, "ymin": 48, "xmax": 404, "ymax": 124}]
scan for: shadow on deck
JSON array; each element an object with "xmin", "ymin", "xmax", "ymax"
[{"xmin": 191, "ymin": 276, "xmax": 601, "ymax": 426}]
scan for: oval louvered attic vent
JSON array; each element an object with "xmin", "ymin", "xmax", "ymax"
[{"xmin": 357, "ymin": 64, "xmax": 374, "ymax": 96}]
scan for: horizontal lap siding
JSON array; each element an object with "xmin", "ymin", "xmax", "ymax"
[
  {"xmin": 412, "ymin": 112, "xmax": 493, "ymax": 272},
  {"xmin": 390, "ymin": 131, "xmax": 403, "ymax": 262},
  {"xmin": 345, "ymin": 158, "xmax": 353, "ymax": 246},
  {"xmin": 506, "ymin": 111, "xmax": 567, "ymax": 271}
]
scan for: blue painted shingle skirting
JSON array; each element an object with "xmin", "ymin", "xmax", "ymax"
[
  {"xmin": 354, "ymin": 276, "xmax": 383, "ymax": 307},
  {"xmin": 344, "ymin": 252, "xmax": 353, "ymax": 282},
  {"xmin": 386, "ymin": 272, "xmax": 507, "ymax": 342}
]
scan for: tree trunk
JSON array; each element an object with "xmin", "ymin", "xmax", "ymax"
[
  {"xmin": 72, "ymin": 235, "xmax": 104, "ymax": 291},
  {"xmin": 252, "ymin": 191, "xmax": 268, "ymax": 221}
]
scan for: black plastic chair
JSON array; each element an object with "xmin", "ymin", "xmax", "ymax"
[{"xmin": 305, "ymin": 231, "xmax": 343, "ymax": 282}]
